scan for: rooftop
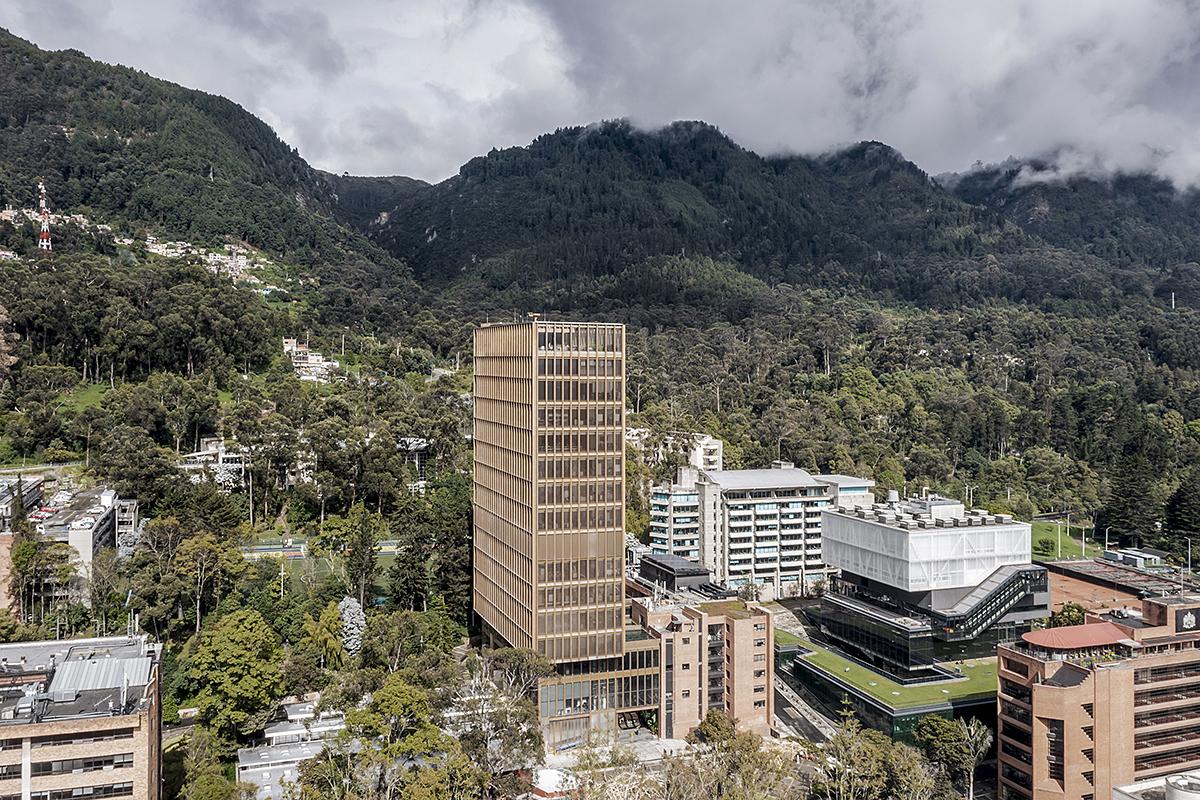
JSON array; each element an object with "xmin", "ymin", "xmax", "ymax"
[
  {"xmin": 796, "ymin": 639, "xmax": 997, "ymax": 710},
  {"xmin": 1021, "ymin": 621, "xmax": 1132, "ymax": 650},
  {"xmin": 813, "ymin": 474, "xmax": 876, "ymax": 488},
  {"xmin": 0, "ymin": 636, "xmax": 156, "ymax": 725},
  {"xmin": 702, "ymin": 467, "xmax": 822, "ymax": 491},
  {"xmin": 642, "ymin": 553, "xmax": 709, "ymax": 577},
  {"xmin": 698, "ymin": 599, "xmax": 755, "ymax": 620}
]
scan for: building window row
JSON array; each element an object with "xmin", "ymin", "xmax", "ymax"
[
  {"xmin": 32, "ymin": 753, "xmax": 133, "ymax": 777},
  {"xmin": 537, "ymin": 482, "xmax": 621, "ymax": 506},
  {"xmin": 537, "ymin": 357, "xmax": 621, "ymax": 377},
  {"xmin": 537, "ymin": 379, "xmax": 622, "ymax": 403},
  {"xmin": 538, "ymin": 406, "xmax": 620, "ymax": 428},
  {"xmin": 538, "ymin": 456, "xmax": 622, "ymax": 480},
  {"xmin": 538, "ymin": 432, "xmax": 622, "ymax": 454},
  {"xmin": 31, "ymin": 729, "xmax": 135, "ymax": 749}
]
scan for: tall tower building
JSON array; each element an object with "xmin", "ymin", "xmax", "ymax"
[
  {"xmin": 473, "ymin": 319, "xmax": 626, "ymax": 663},
  {"xmin": 36, "ymin": 180, "xmax": 52, "ymax": 252}
]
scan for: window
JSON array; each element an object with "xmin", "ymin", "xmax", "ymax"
[
  {"xmin": 681, "ymin": 663, "xmax": 690, "ymax": 671},
  {"xmin": 682, "ymin": 637, "xmax": 690, "ymax": 645},
  {"xmin": 754, "ymin": 639, "xmax": 766, "ymax": 647},
  {"xmin": 32, "ymin": 753, "xmax": 133, "ymax": 777},
  {"xmin": 30, "ymin": 785, "xmax": 133, "ymax": 800},
  {"xmin": 753, "ymin": 700, "xmax": 766, "ymax": 708},
  {"xmin": 754, "ymin": 685, "xmax": 766, "ymax": 694},
  {"xmin": 681, "ymin": 690, "xmax": 690, "ymax": 698},
  {"xmin": 753, "ymin": 654, "xmax": 766, "ymax": 663},
  {"xmin": 31, "ymin": 729, "xmax": 134, "ymax": 748}
]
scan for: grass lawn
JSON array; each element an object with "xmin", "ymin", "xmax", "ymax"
[
  {"xmin": 797, "ymin": 638, "xmax": 997, "ymax": 709},
  {"xmin": 58, "ymin": 382, "xmax": 109, "ymax": 412},
  {"xmin": 775, "ymin": 630, "xmax": 803, "ymax": 647},
  {"xmin": 1032, "ymin": 520, "xmax": 1103, "ymax": 560}
]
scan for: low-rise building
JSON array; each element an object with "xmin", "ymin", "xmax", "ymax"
[
  {"xmin": 996, "ymin": 596, "xmax": 1200, "ymax": 800},
  {"xmin": 236, "ymin": 700, "xmax": 347, "ymax": 800},
  {"xmin": 31, "ymin": 487, "xmax": 136, "ymax": 575},
  {"xmin": 0, "ymin": 477, "xmax": 44, "ymax": 532},
  {"xmin": 626, "ymin": 430, "xmax": 723, "ymax": 472},
  {"xmin": 0, "ymin": 636, "xmax": 161, "ymax": 800},
  {"xmin": 538, "ymin": 597, "xmax": 774, "ymax": 748},
  {"xmin": 282, "ymin": 339, "xmax": 338, "ymax": 383}
]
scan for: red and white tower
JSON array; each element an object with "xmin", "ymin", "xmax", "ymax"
[{"xmin": 36, "ymin": 180, "xmax": 51, "ymax": 251}]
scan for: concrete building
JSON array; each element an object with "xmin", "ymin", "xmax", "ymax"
[
  {"xmin": 638, "ymin": 553, "xmax": 712, "ymax": 593},
  {"xmin": 473, "ymin": 320, "xmax": 772, "ymax": 751},
  {"xmin": 0, "ymin": 478, "xmax": 44, "ymax": 533},
  {"xmin": 649, "ymin": 470, "xmax": 701, "ymax": 560},
  {"xmin": 237, "ymin": 701, "xmax": 346, "ymax": 800},
  {"xmin": 691, "ymin": 463, "xmax": 875, "ymax": 600},
  {"xmin": 819, "ymin": 495, "xmax": 1047, "ymax": 675},
  {"xmin": 0, "ymin": 636, "xmax": 161, "ymax": 800},
  {"xmin": 626, "ymin": 597, "xmax": 773, "ymax": 738},
  {"xmin": 282, "ymin": 338, "xmax": 338, "ymax": 383},
  {"xmin": 996, "ymin": 595, "xmax": 1200, "ymax": 800},
  {"xmin": 626, "ymin": 430, "xmax": 724, "ymax": 472},
  {"xmin": 1114, "ymin": 770, "xmax": 1200, "ymax": 800},
  {"xmin": 31, "ymin": 488, "xmax": 137, "ymax": 580}
]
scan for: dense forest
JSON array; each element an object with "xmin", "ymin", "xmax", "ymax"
[{"xmin": 2, "ymin": 26, "xmax": 1200, "ymax": 796}]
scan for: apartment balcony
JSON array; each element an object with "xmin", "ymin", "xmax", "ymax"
[{"xmin": 1136, "ymin": 703, "xmax": 1200, "ymax": 730}]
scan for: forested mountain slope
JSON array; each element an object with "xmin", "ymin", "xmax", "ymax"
[
  {"xmin": 949, "ymin": 163, "xmax": 1200, "ymax": 306},
  {"xmin": 0, "ymin": 28, "xmax": 425, "ymax": 332},
  {"xmin": 3, "ymin": 31, "xmax": 1200, "ymax": 557},
  {"xmin": 357, "ymin": 120, "xmax": 1165, "ymax": 312}
]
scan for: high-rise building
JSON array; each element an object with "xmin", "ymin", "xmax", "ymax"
[
  {"xmin": 473, "ymin": 319, "xmax": 626, "ymax": 664},
  {"xmin": 693, "ymin": 463, "xmax": 875, "ymax": 599},
  {"xmin": 997, "ymin": 596, "xmax": 1200, "ymax": 800}
]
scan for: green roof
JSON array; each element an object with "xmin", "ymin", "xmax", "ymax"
[
  {"xmin": 797, "ymin": 639, "xmax": 997, "ymax": 710},
  {"xmin": 699, "ymin": 600, "xmax": 752, "ymax": 619}
]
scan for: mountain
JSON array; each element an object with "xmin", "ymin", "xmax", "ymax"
[
  {"xmin": 318, "ymin": 172, "xmax": 428, "ymax": 229},
  {"xmin": 0, "ymin": 28, "xmax": 430, "ymax": 333},
  {"xmin": 949, "ymin": 163, "xmax": 1200, "ymax": 306},
  {"xmin": 349, "ymin": 120, "xmax": 1163, "ymax": 315}
]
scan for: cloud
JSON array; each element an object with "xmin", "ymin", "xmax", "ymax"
[{"xmin": 6, "ymin": 0, "xmax": 1200, "ymax": 186}]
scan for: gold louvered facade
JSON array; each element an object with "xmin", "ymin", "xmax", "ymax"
[{"xmin": 473, "ymin": 320, "xmax": 626, "ymax": 663}]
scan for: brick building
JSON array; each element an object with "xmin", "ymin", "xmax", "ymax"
[{"xmin": 997, "ymin": 595, "xmax": 1200, "ymax": 800}]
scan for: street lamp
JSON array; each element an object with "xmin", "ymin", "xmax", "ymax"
[{"xmin": 1104, "ymin": 526, "xmax": 1114, "ymax": 552}]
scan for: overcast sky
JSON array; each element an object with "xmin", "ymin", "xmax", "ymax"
[{"xmin": 6, "ymin": 0, "xmax": 1200, "ymax": 185}]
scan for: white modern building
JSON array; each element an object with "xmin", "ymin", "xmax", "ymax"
[
  {"xmin": 648, "ymin": 462, "xmax": 874, "ymax": 600},
  {"xmin": 649, "ymin": 468, "xmax": 702, "ymax": 560},
  {"xmin": 816, "ymin": 494, "xmax": 1048, "ymax": 673},
  {"xmin": 822, "ymin": 495, "xmax": 1031, "ymax": 600},
  {"xmin": 237, "ymin": 700, "xmax": 346, "ymax": 800},
  {"xmin": 626, "ymin": 429, "xmax": 724, "ymax": 472}
]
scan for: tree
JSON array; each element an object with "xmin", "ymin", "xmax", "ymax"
[
  {"xmin": 960, "ymin": 717, "xmax": 993, "ymax": 800},
  {"xmin": 388, "ymin": 494, "xmax": 433, "ymax": 611},
  {"xmin": 913, "ymin": 715, "xmax": 970, "ymax": 788},
  {"xmin": 1049, "ymin": 602, "xmax": 1086, "ymax": 628},
  {"xmin": 301, "ymin": 602, "xmax": 345, "ymax": 670},
  {"xmin": 185, "ymin": 609, "xmax": 283, "ymax": 741},
  {"xmin": 182, "ymin": 727, "xmax": 239, "ymax": 800},
  {"xmin": 337, "ymin": 596, "xmax": 366, "ymax": 657},
  {"xmin": 814, "ymin": 707, "xmax": 891, "ymax": 800},
  {"xmin": 311, "ymin": 503, "xmax": 386, "ymax": 607},
  {"xmin": 176, "ymin": 533, "xmax": 224, "ymax": 635},
  {"xmin": 1166, "ymin": 469, "xmax": 1200, "ymax": 544},
  {"xmin": 887, "ymin": 743, "xmax": 937, "ymax": 800},
  {"xmin": 687, "ymin": 708, "xmax": 736, "ymax": 745}
]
